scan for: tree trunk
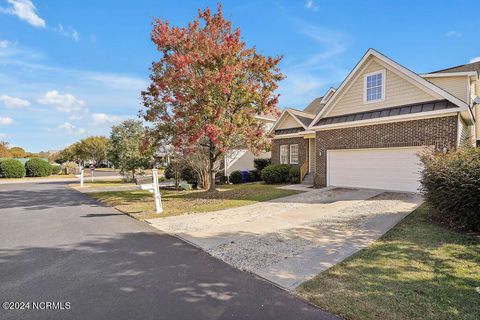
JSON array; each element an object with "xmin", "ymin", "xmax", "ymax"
[
  {"xmin": 207, "ymin": 144, "xmax": 216, "ymax": 192},
  {"xmin": 131, "ymin": 168, "xmax": 136, "ymax": 181}
]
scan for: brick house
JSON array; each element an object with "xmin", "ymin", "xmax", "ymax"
[{"xmin": 270, "ymin": 49, "xmax": 479, "ymax": 192}]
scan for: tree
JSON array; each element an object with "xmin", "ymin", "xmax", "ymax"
[
  {"xmin": 57, "ymin": 142, "xmax": 82, "ymax": 164},
  {"xmin": 142, "ymin": 4, "xmax": 283, "ymax": 191},
  {"xmin": 0, "ymin": 141, "xmax": 12, "ymax": 158},
  {"xmin": 79, "ymin": 136, "xmax": 109, "ymax": 165},
  {"xmin": 108, "ymin": 119, "xmax": 154, "ymax": 180},
  {"xmin": 8, "ymin": 147, "xmax": 26, "ymax": 158}
]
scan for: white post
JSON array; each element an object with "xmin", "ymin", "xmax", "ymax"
[
  {"xmin": 152, "ymin": 169, "xmax": 163, "ymax": 214},
  {"xmin": 91, "ymin": 169, "xmax": 94, "ymax": 183},
  {"xmin": 80, "ymin": 169, "xmax": 84, "ymax": 187}
]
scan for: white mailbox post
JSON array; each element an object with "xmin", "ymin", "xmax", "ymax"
[
  {"xmin": 152, "ymin": 169, "xmax": 163, "ymax": 214},
  {"xmin": 75, "ymin": 169, "xmax": 84, "ymax": 187},
  {"xmin": 139, "ymin": 169, "xmax": 163, "ymax": 214}
]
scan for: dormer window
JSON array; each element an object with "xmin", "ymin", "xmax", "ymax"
[{"xmin": 364, "ymin": 70, "xmax": 385, "ymax": 103}]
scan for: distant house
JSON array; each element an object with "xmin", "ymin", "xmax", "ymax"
[
  {"xmin": 222, "ymin": 114, "xmax": 278, "ymax": 176},
  {"xmin": 269, "ymin": 49, "xmax": 478, "ymax": 192}
]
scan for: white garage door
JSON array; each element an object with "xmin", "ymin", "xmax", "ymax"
[{"xmin": 327, "ymin": 147, "xmax": 425, "ymax": 192}]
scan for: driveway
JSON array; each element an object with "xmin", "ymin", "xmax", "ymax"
[
  {"xmin": 0, "ymin": 182, "xmax": 337, "ymax": 320},
  {"xmin": 148, "ymin": 187, "xmax": 423, "ymax": 289}
]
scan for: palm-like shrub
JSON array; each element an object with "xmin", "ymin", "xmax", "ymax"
[{"xmin": 419, "ymin": 147, "xmax": 480, "ymax": 231}]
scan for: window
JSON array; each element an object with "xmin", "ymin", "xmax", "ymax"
[
  {"xmin": 280, "ymin": 145, "xmax": 288, "ymax": 164},
  {"xmin": 364, "ymin": 70, "xmax": 385, "ymax": 103},
  {"xmin": 289, "ymin": 144, "xmax": 299, "ymax": 164}
]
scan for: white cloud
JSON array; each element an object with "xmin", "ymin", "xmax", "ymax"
[
  {"xmin": 37, "ymin": 90, "xmax": 86, "ymax": 112},
  {"xmin": 58, "ymin": 122, "xmax": 86, "ymax": 135},
  {"xmin": 0, "ymin": 116, "xmax": 14, "ymax": 126},
  {"xmin": 55, "ymin": 24, "xmax": 79, "ymax": 42},
  {"xmin": 0, "ymin": 40, "xmax": 11, "ymax": 48},
  {"xmin": 91, "ymin": 113, "xmax": 121, "ymax": 124},
  {"xmin": 0, "ymin": 94, "xmax": 30, "ymax": 108},
  {"xmin": 469, "ymin": 56, "xmax": 480, "ymax": 63},
  {"xmin": 0, "ymin": 133, "xmax": 7, "ymax": 138},
  {"xmin": 0, "ymin": 0, "xmax": 46, "ymax": 28},
  {"xmin": 446, "ymin": 30, "xmax": 462, "ymax": 37},
  {"xmin": 305, "ymin": 0, "xmax": 319, "ymax": 11}
]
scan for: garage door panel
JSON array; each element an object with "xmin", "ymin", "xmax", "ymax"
[{"xmin": 327, "ymin": 147, "xmax": 423, "ymax": 192}]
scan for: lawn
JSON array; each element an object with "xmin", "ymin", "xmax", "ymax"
[
  {"xmin": 297, "ymin": 205, "xmax": 480, "ymax": 320},
  {"xmin": 87, "ymin": 183, "xmax": 302, "ymax": 220}
]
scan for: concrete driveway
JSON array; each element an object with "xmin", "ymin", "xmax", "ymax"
[
  {"xmin": 148, "ymin": 187, "xmax": 423, "ymax": 289},
  {"xmin": 0, "ymin": 182, "xmax": 337, "ymax": 320}
]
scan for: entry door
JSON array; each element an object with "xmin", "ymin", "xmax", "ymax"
[{"xmin": 327, "ymin": 147, "xmax": 425, "ymax": 192}]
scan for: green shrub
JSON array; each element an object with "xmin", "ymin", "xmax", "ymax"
[
  {"xmin": 25, "ymin": 158, "xmax": 52, "ymax": 177},
  {"xmin": 230, "ymin": 170, "xmax": 243, "ymax": 184},
  {"xmin": 419, "ymin": 147, "xmax": 480, "ymax": 231},
  {"xmin": 247, "ymin": 170, "xmax": 258, "ymax": 182},
  {"xmin": 254, "ymin": 158, "xmax": 271, "ymax": 172},
  {"xmin": 261, "ymin": 164, "xmax": 291, "ymax": 184},
  {"xmin": 0, "ymin": 159, "xmax": 26, "ymax": 178},
  {"xmin": 288, "ymin": 166, "xmax": 300, "ymax": 183},
  {"xmin": 51, "ymin": 164, "xmax": 62, "ymax": 175}
]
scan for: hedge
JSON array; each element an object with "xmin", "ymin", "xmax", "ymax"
[
  {"xmin": 230, "ymin": 170, "xmax": 243, "ymax": 184},
  {"xmin": 25, "ymin": 158, "xmax": 52, "ymax": 177},
  {"xmin": 419, "ymin": 147, "xmax": 480, "ymax": 231},
  {"xmin": 0, "ymin": 159, "xmax": 26, "ymax": 178},
  {"xmin": 51, "ymin": 164, "xmax": 62, "ymax": 175},
  {"xmin": 254, "ymin": 158, "xmax": 271, "ymax": 172},
  {"xmin": 288, "ymin": 166, "xmax": 300, "ymax": 183},
  {"xmin": 261, "ymin": 164, "xmax": 291, "ymax": 184}
]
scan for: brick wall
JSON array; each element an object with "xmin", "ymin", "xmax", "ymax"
[
  {"xmin": 271, "ymin": 137, "xmax": 308, "ymax": 167},
  {"xmin": 314, "ymin": 116, "xmax": 458, "ymax": 187}
]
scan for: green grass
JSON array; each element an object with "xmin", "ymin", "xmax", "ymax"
[
  {"xmin": 88, "ymin": 183, "xmax": 302, "ymax": 220},
  {"xmin": 297, "ymin": 205, "xmax": 480, "ymax": 320}
]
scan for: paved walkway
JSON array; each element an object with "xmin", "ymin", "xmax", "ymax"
[
  {"xmin": 0, "ymin": 182, "xmax": 337, "ymax": 320},
  {"xmin": 148, "ymin": 187, "xmax": 423, "ymax": 289}
]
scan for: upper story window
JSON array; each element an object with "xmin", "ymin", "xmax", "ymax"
[
  {"xmin": 364, "ymin": 70, "xmax": 385, "ymax": 103},
  {"xmin": 280, "ymin": 145, "xmax": 288, "ymax": 164},
  {"xmin": 289, "ymin": 144, "xmax": 299, "ymax": 164}
]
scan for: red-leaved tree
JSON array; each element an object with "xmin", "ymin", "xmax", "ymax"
[{"xmin": 142, "ymin": 4, "xmax": 283, "ymax": 191}]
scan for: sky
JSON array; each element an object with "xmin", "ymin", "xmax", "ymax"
[{"xmin": 0, "ymin": 0, "xmax": 478, "ymax": 152}]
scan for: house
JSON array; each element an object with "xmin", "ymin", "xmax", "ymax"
[
  {"xmin": 222, "ymin": 114, "xmax": 277, "ymax": 176},
  {"xmin": 270, "ymin": 49, "xmax": 478, "ymax": 192}
]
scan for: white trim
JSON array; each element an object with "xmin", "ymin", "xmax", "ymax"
[
  {"xmin": 363, "ymin": 69, "xmax": 386, "ymax": 104},
  {"xmin": 289, "ymin": 144, "xmax": 299, "ymax": 164},
  {"xmin": 320, "ymin": 87, "xmax": 337, "ymax": 104},
  {"xmin": 420, "ymin": 71, "xmax": 478, "ymax": 79},
  {"xmin": 456, "ymin": 115, "xmax": 463, "ymax": 147},
  {"xmin": 308, "ymin": 49, "xmax": 472, "ymax": 129},
  {"xmin": 269, "ymin": 109, "xmax": 305, "ymax": 134},
  {"xmin": 311, "ymin": 110, "xmax": 460, "ymax": 131},
  {"xmin": 272, "ymin": 131, "xmax": 314, "ymax": 139}
]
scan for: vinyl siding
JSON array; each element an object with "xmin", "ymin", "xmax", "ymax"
[
  {"xmin": 327, "ymin": 57, "xmax": 438, "ymax": 117},
  {"xmin": 427, "ymin": 76, "xmax": 469, "ymax": 103},
  {"xmin": 458, "ymin": 116, "xmax": 474, "ymax": 147},
  {"xmin": 226, "ymin": 150, "xmax": 270, "ymax": 175},
  {"xmin": 277, "ymin": 114, "xmax": 302, "ymax": 129}
]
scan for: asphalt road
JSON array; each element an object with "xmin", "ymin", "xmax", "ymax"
[{"xmin": 0, "ymin": 182, "xmax": 338, "ymax": 320}]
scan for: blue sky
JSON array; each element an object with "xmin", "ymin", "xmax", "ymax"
[{"xmin": 0, "ymin": 0, "xmax": 478, "ymax": 152}]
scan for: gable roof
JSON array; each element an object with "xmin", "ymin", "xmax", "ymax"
[
  {"xmin": 303, "ymin": 97, "xmax": 323, "ymax": 114},
  {"xmin": 269, "ymin": 108, "xmax": 313, "ymax": 135},
  {"xmin": 431, "ymin": 61, "xmax": 480, "ymax": 74},
  {"xmin": 309, "ymin": 49, "xmax": 472, "ymax": 129}
]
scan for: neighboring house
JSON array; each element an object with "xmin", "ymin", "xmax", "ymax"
[
  {"xmin": 223, "ymin": 114, "xmax": 277, "ymax": 176},
  {"xmin": 270, "ymin": 49, "xmax": 478, "ymax": 192}
]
